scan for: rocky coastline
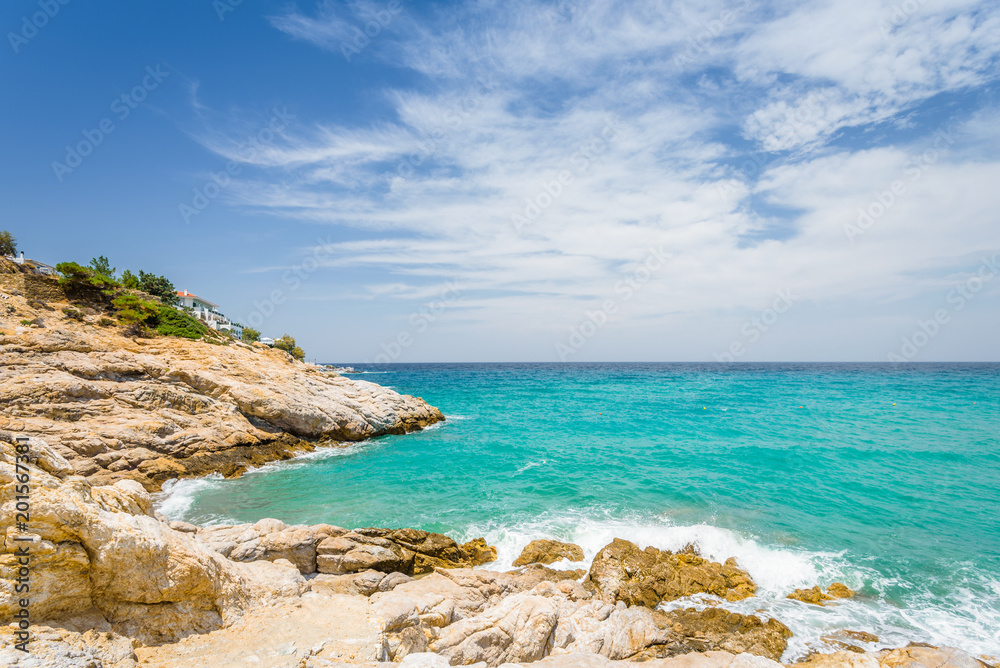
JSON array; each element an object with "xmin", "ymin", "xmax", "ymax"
[
  {"xmin": 0, "ymin": 274, "xmax": 996, "ymax": 667},
  {"xmin": 0, "ymin": 267, "xmax": 443, "ymax": 491}
]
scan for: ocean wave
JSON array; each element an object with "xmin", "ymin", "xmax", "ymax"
[{"xmin": 452, "ymin": 512, "xmax": 1000, "ymax": 660}]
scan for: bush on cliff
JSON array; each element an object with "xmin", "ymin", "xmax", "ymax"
[
  {"xmin": 138, "ymin": 271, "xmax": 179, "ymax": 306},
  {"xmin": 0, "ymin": 230, "xmax": 16, "ymax": 256},
  {"xmin": 241, "ymin": 326, "xmax": 261, "ymax": 343},
  {"xmin": 155, "ymin": 306, "xmax": 208, "ymax": 339},
  {"xmin": 274, "ymin": 334, "xmax": 306, "ymax": 361},
  {"xmin": 56, "ymin": 261, "xmax": 121, "ymax": 304},
  {"xmin": 112, "ymin": 293, "xmax": 161, "ymax": 337}
]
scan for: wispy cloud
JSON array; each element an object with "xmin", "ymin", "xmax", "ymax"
[{"xmin": 195, "ymin": 0, "xmax": 1000, "ymax": 359}]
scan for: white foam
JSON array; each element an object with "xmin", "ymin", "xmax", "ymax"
[
  {"xmin": 155, "ymin": 473, "xmax": 225, "ymax": 519},
  {"xmin": 515, "ymin": 460, "xmax": 548, "ymax": 474},
  {"xmin": 452, "ymin": 512, "xmax": 1000, "ymax": 660}
]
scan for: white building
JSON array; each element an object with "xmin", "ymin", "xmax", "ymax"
[{"xmin": 175, "ymin": 290, "xmax": 242, "ymax": 339}]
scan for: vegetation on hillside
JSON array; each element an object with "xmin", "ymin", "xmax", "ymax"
[
  {"xmin": 274, "ymin": 334, "xmax": 306, "ymax": 360},
  {"xmin": 46, "ymin": 255, "xmax": 303, "ymax": 355},
  {"xmin": 0, "ymin": 230, "xmax": 16, "ymax": 257}
]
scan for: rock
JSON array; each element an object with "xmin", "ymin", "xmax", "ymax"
[
  {"xmin": 644, "ymin": 607, "xmax": 792, "ymax": 662},
  {"xmin": 787, "ymin": 583, "xmax": 853, "ymax": 606},
  {"xmin": 585, "ymin": 538, "xmax": 757, "ymax": 607},
  {"xmin": 0, "ymin": 297, "xmax": 445, "ymax": 490},
  {"xmin": 876, "ymin": 645, "xmax": 991, "ymax": 668},
  {"xmin": 315, "ymin": 528, "xmax": 497, "ymax": 576},
  {"xmin": 513, "ymin": 539, "xmax": 585, "ymax": 566},
  {"xmin": 198, "ymin": 519, "xmax": 344, "ymax": 574},
  {"xmin": 794, "ymin": 650, "xmax": 881, "ymax": 668},
  {"xmin": 788, "ymin": 586, "xmax": 833, "ymax": 605},
  {"xmin": 820, "ymin": 630, "xmax": 880, "ymax": 653},
  {"xmin": 309, "ymin": 569, "xmax": 414, "ymax": 596},
  {"xmin": 827, "ymin": 582, "xmax": 855, "ymax": 599},
  {"xmin": 0, "ymin": 437, "xmax": 307, "ymax": 644},
  {"xmin": 430, "ymin": 592, "xmax": 561, "ymax": 666}
]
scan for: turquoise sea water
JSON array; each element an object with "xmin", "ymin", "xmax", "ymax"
[{"xmin": 159, "ymin": 363, "xmax": 1000, "ymax": 658}]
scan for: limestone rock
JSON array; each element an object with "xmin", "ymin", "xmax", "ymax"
[
  {"xmin": 430, "ymin": 592, "xmax": 561, "ymax": 666},
  {"xmin": 315, "ymin": 528, "xmax": 497, "ymax": 576},
  {"xmin": 876, "ymin": 645, "xmax": 992, "ymax": 668},
  {"xmin": 0, "ymin": 289, "xmax": 445, "ymax": 490},
  {"xmin": 197, "ymin": 519, "xmax": 344, "ymax": 574},
  {"xmin": 513, "ymin": 539, "xmax": 585, "ymax": 566},
  {"xmin": 585, "ymin": 538, "xmax": 757, "ymax": 607},
  {"xmin": 0, "ymin": 437, "xmax": 307, "ymax": 644},
  {"xmin": 646, "ymin": 607, "xmax": 792, "ymax": 662},
  {"xmin": 787, "ymin": 583, "xmax": 854, "ymax": 606}
]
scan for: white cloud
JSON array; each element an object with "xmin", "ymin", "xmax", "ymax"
[{"xmin": 197, "ymin": 0, "xmax": 1000, "ymax": 360}]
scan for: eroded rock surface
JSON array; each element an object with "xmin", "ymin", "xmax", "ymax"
[
  {"xmin": 584, "ymin": 538, "xmax": 757, "ymax": 607},
  {"xmin": 0, "ymin": 283, "xmax": 444, "ymax": 490},
  {"xmin": 0, "ymin": 437, "xmax": 307, "ymax": 645},
  {"xmin": 512, "ymin": 538, "xmax": 585, "ymax": 566}
]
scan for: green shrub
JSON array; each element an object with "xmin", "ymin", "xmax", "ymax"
[
  {"xmin": 138, "ymin": 271, "xmax": 178, "ymax": 306},
  {"xmin": 56, "ymin": 261, "xmax": 120, "ymax": 304},
  {"xmin": 20, "ymin": 319, "xmax": 31, "ymax": 326},
  {"xmin": 241, "ymin": 326, "xmax": 261, "ymax": 343},
  {"xmin": 274, "ymin": 334, "xmax": 305, "ymax": 361},
  {"xmin": 62, "ymin": 307, "xmax": 85, "ymax": 321},
  {"xmin": 98, "ymin": 317, "xmax": 114, "ymax": 327},
  {"xmin": 154, "ymin": 306, "xmax": 208, "ymax": 339},
  {"xmin": 112, "ymin": 294, "xmax": 160, "ymax": 337},
  {"xmin": 0, "ymin": 230, "xmax": 16, "ymax": 257}
]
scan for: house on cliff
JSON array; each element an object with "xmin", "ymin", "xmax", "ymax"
[{"xmin": 175, "ymin": 290, "xmax": 243, "ymax": 339}]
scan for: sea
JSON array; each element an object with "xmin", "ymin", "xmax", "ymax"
[{"xmin": 156, "ymin": 362, "xmax": 1000, "ymax": 659}]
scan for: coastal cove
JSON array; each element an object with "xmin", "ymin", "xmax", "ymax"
[{"xmin": 159, "ymin": 362, "xmax": 1000, "ymax": 658}]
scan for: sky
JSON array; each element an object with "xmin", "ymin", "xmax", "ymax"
[{"xmin": 2, "ymin": 0, "xmax": 999, "ymax": 363}]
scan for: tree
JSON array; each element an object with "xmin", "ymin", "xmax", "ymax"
[
  {"xmin": 56, "ymin": 261, "xmax": 121, "ymax": 303},
  {"xmin": 0, "ymin": 231, "xmax": 15, "ymax": 257},
  {"xmin": 111, "ymin": 294, "xmax": 160, "ymax": 337},
  {"xmin": 120, "ymin": 269, "xmax": 140, "ymax": 289},
  {"xmin": 89, "ymin": 256, "xmax": 116, "ymax": 277},
  {"xmin": 273, "ymin": 334, "xmax": 305, "ymax": 361},
  {"xmin": 138, "ymin": 271, "xmax": 178, "ymax": 306},
  {"xmin": 241, "ymin": 326, "xmax": 261, "ymax": 343}
]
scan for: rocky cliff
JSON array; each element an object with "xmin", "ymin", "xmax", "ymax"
[{"xmin": 0, "ymin": 275, "xmax": 443, "ymax": 490}]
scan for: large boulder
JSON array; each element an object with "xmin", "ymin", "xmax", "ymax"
[
  {"xmin": 584, "ymin": 539, "xmax": 757, "ymax": 607},
  {"xmin": 787, "ymin": 583, "xmax": 855, "ymax": 606},
  {"xmin": 0, "ymin": 437, "xmax": 307, "ymax": 644},
  {"xmin": 513, "ymin": 539, "xmax": 585, "ymax": 566},
  {"xmin": 316, "ymin": 528, "xmax": 497, "ymax": 576},
  {"xmin": 197, "ymin": 519, "xmax": 345, "ymax": 574},
  {"xmin": 637, "ymin": 607, "xmax": 792, "ymax": 662}
]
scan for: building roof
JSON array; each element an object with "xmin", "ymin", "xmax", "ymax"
[{"xmin": 176, "ymin": 290, "xmax": 219, "ymax": 308}]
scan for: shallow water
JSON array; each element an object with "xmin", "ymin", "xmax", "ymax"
[{"xmin": 158, "ymin": 362, "xmax": 1000, "ymax": 658}]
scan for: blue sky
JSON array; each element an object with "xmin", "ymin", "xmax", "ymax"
[{"xmin": 3, "ymin": 0, "xmax": 999, "ymax": 362}]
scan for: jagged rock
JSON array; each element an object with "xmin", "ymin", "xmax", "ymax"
[
  {"xmin": 584, "ymin": 538, "xmax": 757, "ymax": 607},
  {"xmin": 820, "ymin": 630, "xmax": 880, "ymax": 653},
  {"xmin": 827, "ymin": 582, "xmax": 855, "ymax": 599},
  {"xmin": 197, "ymin": 519, "xmax": 345, "ymax": 574},
  {"xmin": 788, "ymin": 583, "xmax": 854, "ymax": 606},
  {"xmin": 0, "ymin": 622, "xmax": 138, "ymax": 667},
  {"xmin": 0, "ymin": 437, "xmax": 307, "ymax": 644},
  {"xmin": 513, "ymin": 539, "xmax": 585, "ymax": 566},
  {"xmin": 430, "ymin": 592, "xmax": 562, "ymax": 666},
  {"xmin": 0, "ymin": 286, "xmax": 444, "ymax": 490},
  {"xmin": 315, "ymin": 528, "xmax": 497, "ymax": 576},
  {"xmin": 640, "ymin": 607, "xmax": 792, "ymax": 662},
  {"xmin": 310, "ymin": 569, "xmax": 414, "ymax": 596},
  {"xmin": 876, "ymin": 645, "xmax": 992, "ymax": 668}
]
